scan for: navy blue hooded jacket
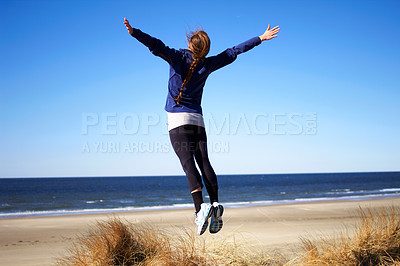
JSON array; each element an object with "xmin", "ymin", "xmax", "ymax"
[{"xmin": 131, "ymin": 28, "xmax": 261, "ymax": 115}]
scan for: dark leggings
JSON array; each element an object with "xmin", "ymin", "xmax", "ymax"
[{"xmin": 169, "ymin": 125, "xmax": 218, "ymax": 195}]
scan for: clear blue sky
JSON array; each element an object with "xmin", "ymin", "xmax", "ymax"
[{"xmin": 1, "ymin": 0, "xmax": 399, "ymax": 177}]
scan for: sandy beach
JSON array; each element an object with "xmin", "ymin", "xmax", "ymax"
[{"xmin": 1, "ymin": 197, "xmax": 399, "ymax": 265}]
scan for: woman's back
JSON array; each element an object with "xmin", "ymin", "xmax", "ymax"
[{"xmin": 127, "ymin": 26, "xmax": 267, "ymax": 114}]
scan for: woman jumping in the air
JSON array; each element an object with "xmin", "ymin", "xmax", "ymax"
[{"xmin": 124, "ymin": 18, "xmax": 279, "ymax": 235}]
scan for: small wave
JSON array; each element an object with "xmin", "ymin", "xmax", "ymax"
[
  {"xmin": 0, "ymin": 203, "xmax": 193, "ymax": 219},
  {"xmin": 326, "ymin": 191, "xmax": 354, "ymax": 195},
  {"xmin": 326, "ymin": 188, "xmax": 354, "ymax": 195},
  {"xmin": 295, "ymin": 193, "xmax": 400, "ymax": 203},
  {"xmin": 119, "ymin": 200, "xmax": 134, "ymax": 204},
  {"xmin": 324, "ymin": 188, "xmax": 400, "ymax": 195},
  {"xmin": 86, "ymin": 200, "xmax": 104, "ymax": 204},
  {"xmin": 380, "ymin": 188, "xmax": 400, "ymax": 192}
]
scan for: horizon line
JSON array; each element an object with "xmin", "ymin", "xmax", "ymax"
[{"xmin": 1, "ymin": 170, "xmax": 399, "ymax": 179}]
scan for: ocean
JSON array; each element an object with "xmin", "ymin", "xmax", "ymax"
[{"xmin": 1, "ymin": 172, "xmax": 399, "ymax": 219}]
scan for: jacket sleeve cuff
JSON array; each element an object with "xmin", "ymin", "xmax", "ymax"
[{"xmin": 130, "ymin": 27, "xmax": 140, "ymax": 38}]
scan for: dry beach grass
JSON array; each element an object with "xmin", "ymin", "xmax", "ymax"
[
  {"xmin": 57, "ymin": 206, "xmax": 400, "ymax": 265},
  {"xmin": 297, "ymin": 207, "xmax": 400, "ymax": 265},
  {"xmin": 56, "ymin": 217, "xmax": 282, "ymax": 265}
]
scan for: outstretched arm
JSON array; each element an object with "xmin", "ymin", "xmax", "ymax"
[
  {"xmin": 123, "ymin": 17, "xmax": 181, "ymax": 65},
  {"xmin": 259, "ymin": 24, "xmax": 280, "ymax": 42},
  {"xmin": 208, "ymin": 24, "xmax": 280, "ymax": 73}
]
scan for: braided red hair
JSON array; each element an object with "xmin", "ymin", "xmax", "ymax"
[{"xmin": 172, "ymin": 30, "xmax": 210, "ymax": 105}]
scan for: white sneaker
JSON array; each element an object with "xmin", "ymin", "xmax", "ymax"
[
  {"xmin": 209, "ymin": 202, "xmax": 224, "ymax": 234},
  {"xmin": 194, "ymin": 203, "xmax": 213, "ymax": 235}
]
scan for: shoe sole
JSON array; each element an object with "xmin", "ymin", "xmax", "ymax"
[
  {"xmin": 198, "ymin": 206, "xmax": 213, "ymax": 235},
  {"xmin": 209, "ymin": 205, "xmax": 224, "ymax": 234}
]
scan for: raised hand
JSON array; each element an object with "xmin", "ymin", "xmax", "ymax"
[
  {"xmin": 259, "ymin": 25, "xmax": 280, "ymax": 41},
  {"xmin": 124, "ymin": 18, "xmax": 133, "ymax": 35}
]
